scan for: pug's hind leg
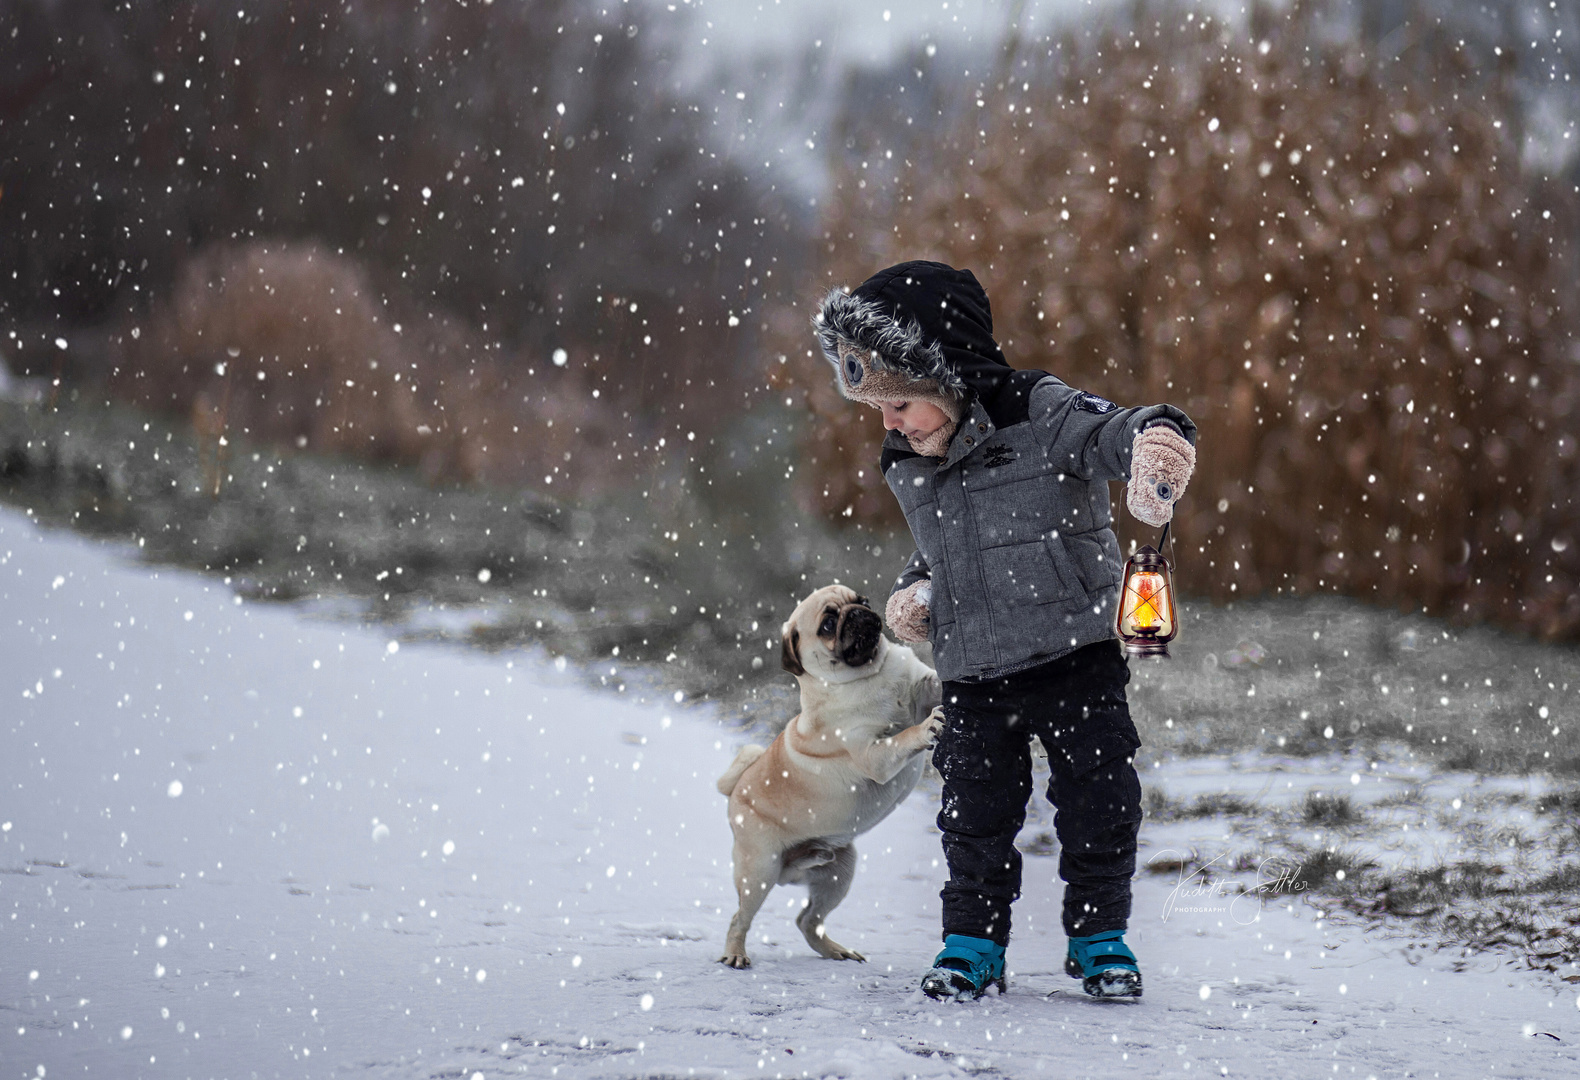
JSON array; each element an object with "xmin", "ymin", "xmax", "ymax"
[
  {"xmin": 796, "ymin": 843, "xmax": 864, "ymax": 962},
  {"xmin": 721, "ymin": 843, "xmax": 780, "ymax": 969}
]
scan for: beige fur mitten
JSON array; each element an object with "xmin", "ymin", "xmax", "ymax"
[
  {"xmin": 885, "ymin": 580, "xmax": 932, "ymax": 644},
  {"xmin": 1127, "ymin": 424, "xmax": 1196, "ymax": 527}
]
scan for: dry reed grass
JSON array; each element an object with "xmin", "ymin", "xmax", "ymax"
[{"xmin": 776, "ymin": 1, "xmax": 1580, "ymax": 639}]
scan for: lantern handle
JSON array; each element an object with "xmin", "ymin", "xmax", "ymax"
[{"xmin": 1119, "ymin": 475, "xmax": 1173, "ymax": 554}]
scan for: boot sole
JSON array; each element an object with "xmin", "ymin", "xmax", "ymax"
[
  {"xmin": 1065, "ymin": 956, "xmax": 1142, "ymax": 999},
  {"xmin": 921, "ymin": 968, "xmax": 1007, "ymax": 1001}
]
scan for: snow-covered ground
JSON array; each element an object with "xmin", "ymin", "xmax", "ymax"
[{"xmin": 3, "ymin": 504, "xmax": 1578, "ymax": 1079}]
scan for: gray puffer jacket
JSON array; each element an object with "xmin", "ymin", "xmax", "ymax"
[{"xmin": 882, "ymin": 369, "xmax": 1196, "ymax": 682}]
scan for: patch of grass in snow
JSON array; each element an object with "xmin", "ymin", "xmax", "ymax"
[
  {"xmin": 1288, "ymin": 845, "xmax": 1376, "ymax": 892},
  {"xmin": 1533, "ymin": 787, "xmax": 1580, "ymax": 820},
  {"xmin": 1132, "ymin": 774, "xmax": 1580, "ymax": 981},
  {"xmin": 1017, "ymin": 831, "xmax": 1057, "ymax": 857},
  {"xmin": 1142, "ymin": 787, "xmax": 1261, "ymax": 822},
  {"xmin": 1371, "ymin": 783, "xmax": 1428, "ymax": 809},
  {"xmin": 1141, "ymin": 786, "xmax": 1185, "ymax": 822},
  {"xmin": 1357, "ymin": 860, "xmax": 1518, "ymax": 916},
  {"xmin": 1299, "ymin": 791, "xmax": 1361, "ymax": 828},
  {"xmin": 1520, "ymin": 861, "xmax": 1580, "ymax": 896},
  {"xmin": 1126, "ymin": 594, "xmax": 1580, "ymax": 777},
  {"xmin": 1331, "ymin": 839, "xmax": 1580, "ymax": 978},
  {"xmin": 1358, "ymin": 883, "xmax": 1580, "ymax": 978}
]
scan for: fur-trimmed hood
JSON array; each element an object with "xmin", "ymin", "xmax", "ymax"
[{"xmin": 813, "ymin": 261, "xmax": 1014, "ymax": 405}]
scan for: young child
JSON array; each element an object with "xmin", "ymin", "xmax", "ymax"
[{"xmin": 813, "ymin": 260, "xmax": 1197, "ymax": 1000}]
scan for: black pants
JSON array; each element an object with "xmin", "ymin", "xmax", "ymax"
[{"xmin": 932, "ymin": 639, "xmax": 1143, "ymax": 945}]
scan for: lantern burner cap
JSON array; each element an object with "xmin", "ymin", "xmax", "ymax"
[{"xmin": 1128, "ymin": 544, "xmax": 1168, "ymax": 568}]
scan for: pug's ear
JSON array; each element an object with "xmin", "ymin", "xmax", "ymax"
[{"xmin": 780, "ymin": 625, "xmax": 805, "ymax": 676}]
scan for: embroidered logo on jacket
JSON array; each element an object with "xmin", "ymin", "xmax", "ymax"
[
  {"xmin": 981, "ymin": 444, "xmax": 1016, "ymax": 468},
  {"xmin": 1073, "ymin": 391, "xmax": 1117, "ymax": 414}
]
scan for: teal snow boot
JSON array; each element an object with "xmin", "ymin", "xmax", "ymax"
[
  {"xmin": 920, "ymin": 934, "xmax": 1007, "ymax": 1001},
  {"xmin": 1065, "ymin": 929, "xmax": 1143, "ymax": 999}
]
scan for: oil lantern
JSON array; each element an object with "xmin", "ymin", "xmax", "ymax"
[{"xmin": 1116, "ymin": 525, "xmax": 1177, "ymax": 658}]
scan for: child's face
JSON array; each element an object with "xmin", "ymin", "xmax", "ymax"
[{"xmin": 878, "ymin": 400, "xmax": 950, "ymax": 440}]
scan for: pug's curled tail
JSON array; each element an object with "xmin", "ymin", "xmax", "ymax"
[{"xmin": 716, "ymin": 744, "xmax": 767, "ymax": 797}]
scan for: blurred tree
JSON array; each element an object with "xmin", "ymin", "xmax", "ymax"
[{"xmin": 0, "ymin": 0, "xmax": 797, "ymax": 484}]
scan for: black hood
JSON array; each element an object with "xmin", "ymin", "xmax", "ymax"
[{"xmin": 814, "ymin": 260, "xmax": 1014, "ymax": 404}]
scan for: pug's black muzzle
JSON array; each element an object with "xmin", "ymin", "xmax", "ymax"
[{"xmin": 836, "ymin": 602, "xmax": 883, "ymax": 668}]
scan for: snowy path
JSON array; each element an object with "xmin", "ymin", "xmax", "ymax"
[{"xmin": 2, "ymin": 506, "xmax": 1576, "ymax": 1079}]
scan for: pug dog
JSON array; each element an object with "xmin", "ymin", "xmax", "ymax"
[{"xmin": 716, "ymin": 584, "xmax": 943, "ymax": 968}]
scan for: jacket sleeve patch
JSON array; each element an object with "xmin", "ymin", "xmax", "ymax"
[{"xmin": 1073, "ymin": 391, "xmax": 1117, "ymax": 414}]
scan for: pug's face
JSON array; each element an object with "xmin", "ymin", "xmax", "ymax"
[{"xmin": 780, "ymin": 584, "xmax": 885, "ymax": 684}]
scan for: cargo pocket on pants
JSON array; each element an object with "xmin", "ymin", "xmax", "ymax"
[
  {"xmin": 1053, "ymin": 729, "xmax": 1144, "ymax": 828},
  {"xmin": 1056, "ymin": 729, "xmax": 1141, "ymax": 779}
]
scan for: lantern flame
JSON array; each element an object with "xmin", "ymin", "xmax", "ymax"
[{"xmin": 1128, "ymin": 570, "xmax": 1167, "ymax": 630}]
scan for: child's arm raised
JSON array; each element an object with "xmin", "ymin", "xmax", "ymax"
[{"xmin": 1028, "ymin": 376, "xmax": 1196, "ymax": 485}]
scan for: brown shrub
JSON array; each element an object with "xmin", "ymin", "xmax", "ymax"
[
  {"xmin": 776, "ymin": 2, "xmax": 1580, "ymax": 638},
  {"xmin": 111, "ymin": 241, "xmax": 637, "ymax": 491},
  {"xmin": 116, "ymin": 242, "xmax": 429, "ymax": 461}
]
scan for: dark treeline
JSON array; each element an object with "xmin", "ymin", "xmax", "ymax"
[{"xmin": 2, "ymin": 0, "xmax": 796, "ymax": 485}]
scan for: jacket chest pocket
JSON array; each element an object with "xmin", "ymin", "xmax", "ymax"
[{"xmin": 961, "ymin": 432, "xmax": 1061, "ymax": 546}]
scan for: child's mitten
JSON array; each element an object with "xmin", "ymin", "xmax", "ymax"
[
  {"xmin": 885, "ymin": 580, "xmax": 932, "ymax": 644},
  {"xmin": 1127, "ymin": 424, "xmax": 1196, "ymax": 527}
]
